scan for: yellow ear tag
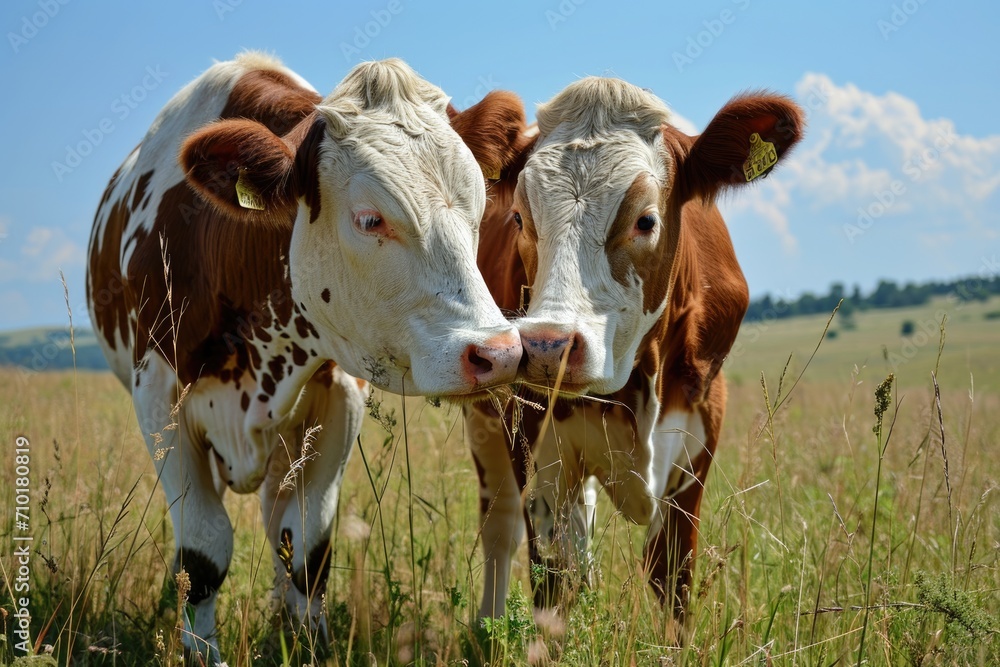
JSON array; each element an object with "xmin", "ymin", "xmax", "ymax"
[
  {"xmin": 235, "ymin": 169, "xmax": 265, "ymax": 210},
  {"xmin": 743, "ymin": 132, "xmax": 778, "ymax": 182},
  {"xmin": 482, "ymin": 164, "xmax": 501, "ymax": 181}
]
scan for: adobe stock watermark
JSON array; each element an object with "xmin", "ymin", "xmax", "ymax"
[
  {"xmin": 7, "ymin": 0, "xmax": 71, "ymax": 54},
  {"xmin": 545, "ymin": 0, "xmax": 587, "ymax": 31},
  {"xmin": 673, "ymin": 0, "xmax": 752, "ymax": 73},
  {"xmin": 843, "ymin": 125, "xmax": 957, "ymax": 243},
  {"xmin": 884, "ymin": 309, "xmax": 948, "ymax": 371},
  {"xmin": 877, "ymin": 0, "xmax": 931, "ymax": 40},
  {"xmin": 339, "ymin": 0, "xmax": 403, "ymax": 62},
  {"xmin": 213, "ymin": 0, "xmax": 244, "ymax": 20},
  {"xmin": 456, "ymin": 75, "xmax": 501, "ymax": 110},
  {"xmin": 51, "ymin": 65, "xmax": 168, "ymax": 182},
  {"xmin": 11, "ymin": 436, "xmax": 35, "ymax": 655}
]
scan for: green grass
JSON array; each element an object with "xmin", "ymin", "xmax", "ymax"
[{"xmin": 1, "ymin": 301, "xmax": 998, "ymax": 665}]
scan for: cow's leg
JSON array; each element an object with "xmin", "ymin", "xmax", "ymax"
[
  {"xmin": 260, "ymin": 364, "xmax": 366, "ymax": 638},
  {"xmin": 526, "ymin": 418, "xmax": 589, "ymax": 610},
  {"xmin": 134, "ymin": 353, "xmax": 231, "ymax": 663},
  {"xmin": 644, "ymin": 382, "xmax": 722, "ymax": 626},
  {"xmin": 466, "ymin": 403, "xmax": 526, "ymax": 619}
]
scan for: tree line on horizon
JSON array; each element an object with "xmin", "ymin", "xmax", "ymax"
[{"xmin": 744, "ymin": 274, "xmax": 1000, "ymax": 322}]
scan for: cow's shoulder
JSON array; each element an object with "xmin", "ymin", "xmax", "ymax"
[{"xmin": 120, "ymin": 55, "xmax": 322, "ymax": 383}]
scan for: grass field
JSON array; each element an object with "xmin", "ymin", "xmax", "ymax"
[{"xmin": 1, "ymin": 297, "xmax": 998, "ymax": 665}]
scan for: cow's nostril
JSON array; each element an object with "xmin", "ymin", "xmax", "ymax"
[{"xmin": 466, "ymin": 347, "xmax": 494, "ymax": 375}]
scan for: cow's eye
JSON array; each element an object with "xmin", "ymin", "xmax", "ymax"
[
  {"xmin": 636, "ymin": 214, "xmax": 657, "ymax": 233},
  {"xmin": 354, "ymin": 209, "xmax": 383, "ymax": 233},
  {"xmin": 512, "ymin": 211, "xmax": 523, "ymax": 230}
]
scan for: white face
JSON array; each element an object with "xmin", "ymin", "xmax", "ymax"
[
  {"xmin": 292, "ymin": 101, "xmax": 520, "ymax": 396},
  {"xmin": 513, "ymin": 102, "xmax": 675, "ymax": 395}
]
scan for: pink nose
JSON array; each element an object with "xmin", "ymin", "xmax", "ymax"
[
  {"xmin": 519, "ymin": 328, "xmax": 586, "ymax": 376},
  {"xmin": 461, "ymin": 331, "xmax": 522, "ymax": 387}
]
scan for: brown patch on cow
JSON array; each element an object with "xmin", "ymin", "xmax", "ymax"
[
  {"xmin": 88, "ymin": 193, "xmax": 132, "ymax": 352},
  {"xmin": 124, "ymin": 179, "xmax": 296, "ymax": 383},
  {"xmin": 91, "ymin": 65, "xmax": 329, "ymax": 386},
  {"xmin": 131, "ymin": 170, "xmax": 153, "ymax": 212},
  {"xmin": 260, "ymin": 373, "xmax": 275, "ymax": 396},
  {"xmin": 290, "ymin": 342, "xmax": 308, "ymax": 366},
  {"xmin": 240, "ymin": 391, "xmax": 250, "ymax": 411},
  {"xmin": 603, "ymin": 174, "xmax": 676, "ymax": 315},
  {"xmin": 470, "ymin": 450, "xmax": 491, "ymax": 517},
  {"xmin": 292, "ymin": 315, "xmax": 311, "ymax": 339},
  {"xmin": 652, "ymin": 196, "xmax": 748, "ymax": 410},
  {"xmin": 219, "ymin": 68, "xmax": 321, "ymax": 137},
  {"xmin": 311, "ymin": 361, "xmax": 336, "ymax": 388},
  {"xmin": 267, "ymin": 355, "xmax": 286, "ymax": 382},
  {"xmin": 292, "ymin": 117, "xmax": 327, "ymax": 224},
  {"xmin": 320, "ymin": 287, "xmax": 331, "ymax": 303}
]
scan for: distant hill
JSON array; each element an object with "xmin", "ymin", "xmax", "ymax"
[{"xmin": 0, "ymin": 326, "xmax": 109, "ymax": 372}]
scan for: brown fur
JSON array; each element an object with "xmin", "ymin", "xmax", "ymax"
[
  {"xmin": 90, "ymin": 64, "xmax": 323, "ymax": 385},
  {"xmin": 87, "ymin": 167, "xmax": 132, "ymax": 352},
  {"xmin": 678, "ymin": 92, "xmax": 804, "ymax": 200}
]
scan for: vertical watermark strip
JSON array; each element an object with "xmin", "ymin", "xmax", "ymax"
[{"xmin": 12, "ymin": 436, "xmax": 33, "ymax": 655}]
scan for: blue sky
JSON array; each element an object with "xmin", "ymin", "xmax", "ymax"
[{"xmin": 1, "ymin": 0, "xmax": 997, "ymax": 330}]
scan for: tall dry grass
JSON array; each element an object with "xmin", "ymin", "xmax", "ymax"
[{"xmin": 1, "ymin": 314, "xmax": 997, "ymax": 664}]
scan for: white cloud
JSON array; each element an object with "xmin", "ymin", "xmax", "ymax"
[
  {"xmin": 723, "ymin": 73, "xmax": 1000, "ymax": 252},
  {"xmin": 0, "ymin": 222, "xmax": 86, "ymax": 284},
  {"xmin": 722, "ymin": 179, "xmax": 798, "ymax": 255},
  {"xmin": 794, "ymin": 73, "xmax": 1000, "ymax": 208}
]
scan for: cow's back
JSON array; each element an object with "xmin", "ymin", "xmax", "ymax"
[{"xmin": 87, "ymin": 53, "xmax": 321, "ymax": 389}]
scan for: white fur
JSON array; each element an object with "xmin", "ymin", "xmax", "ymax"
[
  {"xmin": 646, "ymin": 409, "xmax": 708, "ymax": 538},
  {"xmin": 516, "ymin": 80, "xmax": 673, "ymax": 394},
  {"xmin": 294, "ymin": 59, "xmax": 518, "ymax": 396}
]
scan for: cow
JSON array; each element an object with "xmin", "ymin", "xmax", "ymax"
[
  {"xmin": 86, "ymin": 52, "xmax": 523, "ymax": 661},
  {"xmin": 451, "ymin": 80, "xmax": 804, "ymax": 634}
]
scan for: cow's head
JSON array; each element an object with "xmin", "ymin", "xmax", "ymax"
[
  {"xmin": 180, "ymin": 59, "xmax": 521, "ymax": 396},
  {"xmin": 455, "ymin": 80, "xmax": 803, "ymax": 395}
]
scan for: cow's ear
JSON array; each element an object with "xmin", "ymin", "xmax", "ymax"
[
  {"xmin": 671, "ymin": 92, "xmax": 804, "ymax": 202},
  {"xmin": 180, "ymin": 118, "xmax": 299, "ymax": 226},
  {"xmin": 450, "ymin": 90, "xmax": 534, "ymax": 181}
]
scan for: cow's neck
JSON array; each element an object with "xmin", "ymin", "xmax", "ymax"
[{"xmin": 241, "ymin": 300, "xmax": 328, "ymax": 436}]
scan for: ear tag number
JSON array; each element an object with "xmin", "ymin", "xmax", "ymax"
[
  {"xmin": 743, "ymin": 132, "xmax": 778, "ymax": 182},
  {"xmin": 236, "ymin": 168, "xmax": 265, "ymax": 210}
]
